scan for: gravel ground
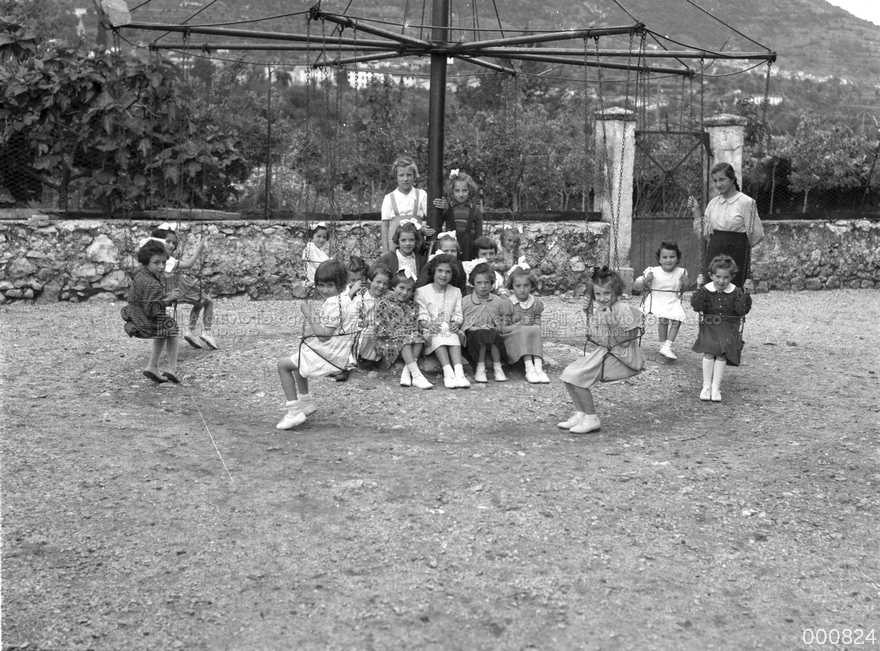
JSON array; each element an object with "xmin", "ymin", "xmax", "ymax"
[{"xmin": 2, "ymin": 290, "xmax": 878, "ymax": 650}]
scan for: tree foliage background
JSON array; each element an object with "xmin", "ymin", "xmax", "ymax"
[{"xmin": 1, "ymin": 0, "xmax": 879, "ymax": 215}]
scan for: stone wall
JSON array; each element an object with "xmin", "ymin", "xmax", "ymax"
[
  {"xmin": 751, "ymin": 220, "xmax": 880, "ymax": 291},
  {"xmin": 0, "ymin": 218, "xmax": 610, "ymax": 303}
]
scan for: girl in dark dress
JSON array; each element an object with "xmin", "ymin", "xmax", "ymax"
[{"xmin": 691, "ymin": 254, "xmax": 752, "ymax": 403}]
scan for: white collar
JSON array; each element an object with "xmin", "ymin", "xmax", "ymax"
[
  {"xmin": 705, "ymin": 281, "xmax": 735, "ymax": 293},
  {"xmin": 718, "ymin": 191, "xmax": 743, "ymax": 204},
  {"xmin": 469, "ymin": 292, "xmax": 496, "ymax": 305},
  {"xmin": 509, "ymin": 294, "xmax": 534, "ymax": 309}
]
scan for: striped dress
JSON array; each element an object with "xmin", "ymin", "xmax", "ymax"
[{"xmin": 121, "ymin": 267, "xmax": 178, "ymax": 339}]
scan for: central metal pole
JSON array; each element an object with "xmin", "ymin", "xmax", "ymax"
[{"xmin": 427, "ymin": 0, "xmax": 449, "ymax": 237}]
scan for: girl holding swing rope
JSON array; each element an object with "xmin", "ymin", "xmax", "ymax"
[
  {"xmin": 275, "ymin": 259, "xmax": 358, "ymax": 430},
  {"xmin": 558, "ymin": 267, "xmax": 646, "ymax": 434}
]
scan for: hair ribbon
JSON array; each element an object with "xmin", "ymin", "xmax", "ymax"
[
  {"xmin": 449, "ymin": 168, "xmax": 460, "ymax": 180},
  {"xmin": 399, "ymin": 218, "xmax": 422, "ymax": 230},
  {"xmin": 437, "ymin": 230, "xmax": 457, "ymax": 240}
]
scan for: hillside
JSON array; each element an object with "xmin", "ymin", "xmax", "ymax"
[{"xmin": 73, "ymin": 0, "xmax": 880, "ymax": 85}]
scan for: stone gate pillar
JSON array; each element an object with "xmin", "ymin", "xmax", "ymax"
[
  {"xmin": 704, "ymin": 113, "xmax": 747, "ymax": 198},
  {"xmin": 594, "ymin": 108, "xmax": 636, "ymax": 288}
]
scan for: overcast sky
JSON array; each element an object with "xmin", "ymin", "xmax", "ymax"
[{"xmin": 825, "ymin": 0, "xmax": 880, "ymax": 26}]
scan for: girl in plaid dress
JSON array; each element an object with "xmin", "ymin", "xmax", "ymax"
[
  {"xmin": 375, "ymin": 274, "xmax": 432, "ymax": 390},
  {"xmin": 121, "ymin": 240, "xmax": 182, "ymax": 383}
]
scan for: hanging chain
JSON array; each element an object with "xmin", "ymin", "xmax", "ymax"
[
  {"xmin": 582, "ymin": 37, "xmax": 591, "ymax": 224},
  {"xmin": 760, "ymin": 60, "xmax": 772, "ymax": 155}
]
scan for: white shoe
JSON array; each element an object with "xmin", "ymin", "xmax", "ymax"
[
  {"xmin": 525, "ymin": 369, "xmax": 541, "ymax": 384},
  {"xmin": 276, "ymin": 407, "xmax": 307, "ymax": 430},
  {"xmin": 700, "ymin": 387, "xmax": 711, "ymax": 401},
  {"xmin": 711, "ymin": 388, "xmax": 722, "ymax": 402},
  {"xmin": 183, "ymin": 332, "xmax": 203, "ymax": 349},
  {"xmin": 199, "ymin": 332, "xmax": 219, "ymax": 350},
  {"xmin": 558, "ymin": 412, "xmax": 585, "ymax": 429},
  {"xmin": 493, "ymin": 367, "xmax": 508, "ymax": 382},
  {"xmin": 474, "ymin": 366, "xmax": 488, "ymax": 383},
  {"xmin": 400, "ymin": 367, "xmax": 412, "ymax": 387},
  {"xmin": 570, "ymin": 414, "xmax": 601, "ymax": 434},
  {"xmin": 455, "ymin": 372, "xmax": 471, "ymax": 388},
  {"xmin": 536, "ymin": 370, "xmax": 551, "ymax": 384},
  {"xmin": 659, "ymin": 343, "xmax": 676, "ymax": 360},
  {"xmin": 444, "ymin": 375, "xmax": 458, "ymax": 389},
  {"xmin": 411, "ymin": 374, "xmax": 434, "ymax": 390}
]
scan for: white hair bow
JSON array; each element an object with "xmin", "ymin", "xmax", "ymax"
[
  {"xmin": 313, "ymin": 221, "xmax": 328, "ymax": 229},
  {"xmin": 139, "ymin": 236, "xmax": 168, "ymax": 248},
  {"xmin": 513, "ymin": 225, "xmax": 524, "ymax": 234},
  {"xmin": 513, "ymin": 257, "xmax": 530, "ymax": 271},
  {"xmin": 449, "ymin": 169, "xmax": 460, "ymax": 180},
  {"xmin": 157, "ymin": 222, "xmax": 178, "ymax": 232},
  {"xmin": 461, "ymin": 257, "xmax": 489, "ymax": 276},
  {"xmin": 437, "ymin": 230, "xmax": 457, "ymax": 240},
  {"xmin": 399, "ymin": 218, "xmax": 422, "ymax": 230}
]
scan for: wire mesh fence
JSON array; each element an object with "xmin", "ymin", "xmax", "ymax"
[{"xmin": 2, "ymin": 47, "xmax": 879, "ymax": 218}]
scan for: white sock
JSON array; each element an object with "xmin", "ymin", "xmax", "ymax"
[
  {"xmin": 533, "ymin": 357, "xmax": 544, "ymax": 372},
  {"xmin": 442, "ymin": 365, "xmax": 455, "ymax": 378},
  {"xmin": 453, "ymin": 363, "xmax": 465, "ymax": 376},
  {"xmin": 712, "ymin": 359, "xmax": 726, "ymax": 389},
  {"xmin": 476, "ymin": 362, "xmax": 486, "ymax": 371},
  {"xmin": 702, "ymin": 358, "xmax": 714, "ymax": 388},
  {"xmin": 666, "ymin": 340, "xmax": 674, "ymax": 347},
  {"xmin": 407, "ymin": 362, "xmax": 423, "ymax": 377},
  {"xmin": 524, "ymin": 358, "xmax": 535, "ymax": 372},
  {"xmin": 299, "ymin": 392, "xmax": 313, "ymax": 403}
]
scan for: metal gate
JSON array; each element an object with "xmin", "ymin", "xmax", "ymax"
[{"xmin": 632, "ymin": 127, "xmax": 710, "ymax": 284}]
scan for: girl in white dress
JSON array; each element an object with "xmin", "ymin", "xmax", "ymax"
[
  {"xmin": 415, "ymin": 254, "xmax": 470, "ymax": 389},
  {"xmin": 302, "ymin": 222, "xmax": 330, "ymax": 289},
  {"xmin": 275, "ymin": 260, "xmax": 358, "ymax": 430},
  {"xmin": 633, "ymin": 241, "xmax": 689, "ymax": 360}
]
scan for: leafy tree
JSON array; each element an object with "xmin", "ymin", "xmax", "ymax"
[{"xmin": 0, "ymin": 47, "xmax": 250, "ymax": 213}]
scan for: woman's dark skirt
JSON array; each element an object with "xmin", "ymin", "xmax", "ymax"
[{"xmin": 705, "ymin": 230, "xmax": 751, "ymax": 286}]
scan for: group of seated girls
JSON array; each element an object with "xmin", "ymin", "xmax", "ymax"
[{"xmin": 278, "ymin": 222, "xmax": 549, "ymax": 429}]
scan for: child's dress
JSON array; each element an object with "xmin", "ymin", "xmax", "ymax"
[
  {"xmin": 415, "ymin": 284, "xmax": 465, "ymax": 353},
  {"xmin": 499, "ymin": 295, "xmax": 544, "ymax": 362},
  {"xmin": 639, "ymin": 266, "xmax": 687, "ymax": 322},
  {"xmin": 121, "ymin": 267, "xmax": 178, "ymax": 339},
  {"xmin": 560, "ymin": 301, "xmax": 645, "ymax": 387},
  {"xmin": 293, "ymin": 292, "xmax": 358, "ymax": 378},
  {"xmin": 690, "ymin": 282, "xmax": 752, "ymax": 366},
  {"xmin": 302, "ymin": 242, "xmax": 329, "ymax": 286},
  {"xmin": 442, "ymin": 201, "xmax": 482, "ymax": 260},
  {"xmin": 353, "ymin": 290, "xmax": 382, "ymax": 362},
  {"xmin": 164, "ymin": 254, "xmax": 210, "ymax": 304},
  {"xmin": 375, "ymin": 296, "xmax": 424, "ymax": 365},
  {"xmin": 462, "ymin": 292, "xmax": 505, "ymax": 362}
]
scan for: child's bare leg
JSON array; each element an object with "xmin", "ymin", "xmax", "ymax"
[
  {"xmin": 401, "ymin": 344, "xmax": 416, "ymax": 365},
  {"xmin": 166, "ymin": 335, "xmax": 179, "ymax": 372},
  {"xmin": 449, "ymin": 345, "xmax": 464, "ymax": 366},
  {"xmin": 434, "ymin": 345, "xmax": 451, "ymax": 368},
  {"xmin": 147, "ymin": 339, "xmax": 164, "ymax": 373},
  {"xmin": 277, "ymin": 357, "xmax": 301, "ymax": 401},
  {"xmin": 202, "ymin": 298, "xmax": 214, "ymax": 331},
  {"xmin": 565, "ymin": 382, "xmax": 596, "ymax": 415},
  {"xmin": 490, "ymin": 344, "xmax": 502, "ymax": 366},
  {"xmin": 412, "ymin": 343, "xmax": 424, "ymax": 358},
  {"xmin": 658, "ymin": 317, "xmax": 669, "ymax": 342},
  {"xmin": 189, "ymin": 304, "xmax": 202, "ymax": 332},
  {"xmin": 667, "ymin": 319, "xmax": 681, "ymax": 342},
  {"xmin": 477, "ymin": 343, "xmax": 488, "ymax": 365}
]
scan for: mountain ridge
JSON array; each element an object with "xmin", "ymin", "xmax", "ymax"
[{"xmin": 36, "ymin": 0, "xmax": 880, "ymax": 86}]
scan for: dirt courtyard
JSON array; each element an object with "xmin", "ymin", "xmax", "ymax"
[{"xmin": 2, "ymin": 290, "xmax": 878, "ymax": 650}]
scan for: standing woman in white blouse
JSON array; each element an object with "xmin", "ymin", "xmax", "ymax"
[{"xmin": 688, "ymin": 162, "xmax": 764, "ymax": 289}]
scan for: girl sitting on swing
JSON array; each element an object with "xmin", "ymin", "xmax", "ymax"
[{"xmin": 275, "ymin": 259, "xmax": 358, "ymax": 430}]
